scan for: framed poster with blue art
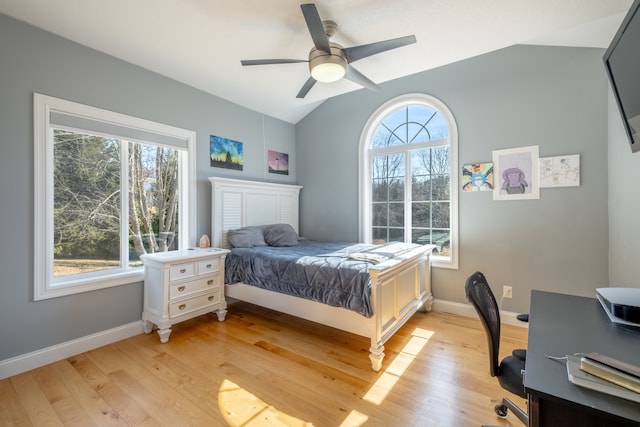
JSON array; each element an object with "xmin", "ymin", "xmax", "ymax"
[
  {"xmin": 210, "ymin": 135, "xmax": 243, "ymax": 171},
  {"xmin": 462, "ymin": 162, "xmax": 494, "ymax": 192}
]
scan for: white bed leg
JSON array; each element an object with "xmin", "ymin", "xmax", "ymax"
[
  {"xmin": 423, "ymin": 295, "xmax": 434, "ymax": 312},
  {"xmin": 215, "ymin": 307, "xmax": 227, "ymax": 321},
  {"xmin": 369, "ymin": 345, "xmax": 385, "ymax": 372}
]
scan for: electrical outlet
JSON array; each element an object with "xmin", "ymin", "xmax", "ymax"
[{"xmin": 503, "ymin": 286, "xmax": 513, "ymax": 299}]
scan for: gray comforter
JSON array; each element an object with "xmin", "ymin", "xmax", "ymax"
[{"xmin": 224, "ymin": 239, "xmax": 418, "ymax": 317}]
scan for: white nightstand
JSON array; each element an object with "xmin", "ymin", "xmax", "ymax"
[{"xmin": 140, "ymin": 248, "xmax": 229, "ymax": 343}]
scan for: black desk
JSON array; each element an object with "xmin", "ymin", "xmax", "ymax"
[{"xmin": 525, "ymin": 290, "xmax": 640, "ymax": 426}]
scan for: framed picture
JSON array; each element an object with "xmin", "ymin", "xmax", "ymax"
[
  {"xmin": 539, "ymin": 154, "xmax": 580, "ymax": 188},
  {"xmin": 462, "ymin": 162, "xmax": 494, "ymax": 192},
  {"xmin": 268, "ymin": 150, "xmax": 289, "ymax": 175},
  {"xmin": 492, "ymin": 145, "xmax": 539, "ymax": 200},
  {"xmin": 210, "ymin": 135, "xmax": 243, "ymax": 171}
]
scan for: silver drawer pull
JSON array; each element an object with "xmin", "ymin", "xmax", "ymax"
[
  {"xmin": 178, "ymin": 286, "xmax": 185, "ymax": 292},
  {"xmin": 179, "ymin": 268, "xmax": 186, "ymax": 273},
  {"xmin": 178, "ymin": 304, "xmax": 186, "ymax": 310},
  {"xmin": 206, "ymin": 263, "xmax": 212, "ymax": 268},
  {"xmin": 207, "ymin": 280, "xmax": 214, "ymax": 285},
  {"xmin": 208, "ymin": 296, "xmax": 214, "ymax": 301}
]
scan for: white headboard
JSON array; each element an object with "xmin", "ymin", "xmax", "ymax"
[{"xmin": 209, "ymin": 177, "xmax": 303, "ymax": 248}]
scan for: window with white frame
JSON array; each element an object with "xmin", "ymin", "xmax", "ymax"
[
  {"xmin": 34, "ymin": 94, "xmax": 196, "ymax": 300},
  {"xmin": 359, "ymin": 93, "xmax": 458, "ymax": 269}
]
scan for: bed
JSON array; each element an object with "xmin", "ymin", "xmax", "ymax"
[{"xmin": 209, "ymin": 177, "xmax": 434, "ymax": 371}]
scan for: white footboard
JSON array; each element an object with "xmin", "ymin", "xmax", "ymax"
[{"xmin": 366, "ymin": 244, "xmax": 434, "ymax": 370}]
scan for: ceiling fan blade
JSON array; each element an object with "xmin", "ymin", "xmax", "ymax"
[
  {"xmin": 343, "ymin": 35, "xmax": 417, "ymax": 63},
  {"xmin": 241, "ymin": 59, "xmax": 308, "ymax": 66},
  {"xmin": 301, "ymin": 3, "xmax": 331, "ymax": 53},
  {"xmin": 296, "ymin": 76, "xmax": 317, "ymax": 98},
  {"xmin": 344, "ymin": 65, "xmax": 379, "ymax": 92}
]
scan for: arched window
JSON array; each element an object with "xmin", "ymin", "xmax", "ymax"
[{"xmin": 359, "ymin": 94, "xmax": 458, "ymax": 268}]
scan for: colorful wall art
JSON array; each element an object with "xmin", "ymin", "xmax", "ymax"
[
  {"xmin": 462, "ymin": 162, "xmax": 494, "ymax": 192},
  {"xmin": 492, "ymin": 145, "xmax": 540, "ymax": 200},
  {"xmin": 210, "ymin": 135, "xmax": 243, "ymax": 171},
  {"xmin": 268, "ymin": 150, "xmax": 289, "ymax": 175}
]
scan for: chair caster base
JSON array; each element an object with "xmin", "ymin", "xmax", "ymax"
[{"xmin": 494, "ymin": 403, "xmax": 508, "ymax": 418}]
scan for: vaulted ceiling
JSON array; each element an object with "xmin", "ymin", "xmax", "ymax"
[{"xmin": 0, "ymin": 0, "xmax": 632, "ymax": 123}]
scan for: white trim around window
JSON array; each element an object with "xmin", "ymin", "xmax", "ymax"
[{"xmin": 34, "ymin": 93, "xmax": 197, "ymax": 300}]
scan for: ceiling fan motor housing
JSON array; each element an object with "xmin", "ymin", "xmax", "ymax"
[{"xmin": 309, "ymin": 43, "xmax": 347, "ymax": 82}]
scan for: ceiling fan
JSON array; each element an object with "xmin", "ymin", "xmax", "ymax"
[{"xmin": 240, "ymin": 3, "xmax": 417, "ymax": 99}]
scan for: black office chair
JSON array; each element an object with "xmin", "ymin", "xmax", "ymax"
[{"xmin": 465, "ymin": 271, "xmax": 528, "ymax": 426}]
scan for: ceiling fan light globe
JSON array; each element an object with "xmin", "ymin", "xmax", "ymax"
[{"xmin": 311, "ymin": 62, "xmax": 345, "ymax": 82}]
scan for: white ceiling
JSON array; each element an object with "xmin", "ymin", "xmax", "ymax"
[{"xmin": 0, "ymin": 0, "xmax": 632, "ymax": 123}]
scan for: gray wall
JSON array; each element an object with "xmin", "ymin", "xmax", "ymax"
[
  {"xmin": 296, "ymin": 45, "xmax": 610, "ymax": 314},
  {"xmin": 0, "ymin": 13, "xmax": 296, "ymax": 360},
  {"xmin": 3, "ymin": 10, "xmax": 635, "ymax": 363},
  {"xmin": 608, "ymin": 90, "xmax": 640, "ymax": 285}
]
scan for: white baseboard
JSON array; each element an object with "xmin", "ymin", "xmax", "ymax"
[
  {"xmin": 0, "ymin": 321, "xmax": 144, "ymax": 380},
  {"xmin": 432, "ymin": 298, "xmax": 529, "ymax": 328}
]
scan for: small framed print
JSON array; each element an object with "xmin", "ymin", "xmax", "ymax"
[
  {"xmin": 539, "ymin": 154, "xmax": 580, "ymax": 188},
  {"xmin": 268, "ymin": 150, "xmax": 289, "ymax": 175},
  {"xmin": 462, "ymin": 162, "xmax": 494, "ymax": 192},
  {"xmin": 210, "ymin": 135, "xmax": 243, "ymax": 171},
  {"xmin": 492, "ymin": 145, "xmax": 539, "ymax": 201}
]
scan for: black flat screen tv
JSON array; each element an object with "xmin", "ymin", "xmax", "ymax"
[{"xmin": 604, "ymin": 0, "xmax": 640, "ymax": 153}]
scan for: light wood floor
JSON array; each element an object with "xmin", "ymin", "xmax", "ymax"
[{"xmin": 1, "ymin": 302, "xmax": 528, "ymax": 427}]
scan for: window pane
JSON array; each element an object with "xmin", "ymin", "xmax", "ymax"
[
  {"xmin": 432, "ymin": 202, "xmax": 450, "ymax": 228},
  {"xmin": 373, "ymin": 227, "xmax": 406, "ymax": 244},
  {"xmin": 388, "ymin": 228, "xmax": 404, "ymax": 242},
  {"xmin": 128, "ymin": 143, "xmax": 180, "ymax": 263},
  {"xmin": 411, "ymin": 202, "xmax": 431, "ymax": 227},
  {"xmin": 430, "ymin": 146, "xmax": 451, "ymax": 174},
  {"xmin": 388, "ymin": 202, "xmax": 404, "ymax": 227},
  {"xmin": 388, "ymin": 178, "xmax": 404, "ymax": 201},
  {"xmin": 53, "ymin": 130, "xmax": 121, "ymax": 277},
  {"xmin": 413, "ymin": 229, "xmax": 451, "ymax": 255},
  {"xmin": 372, "ymin": 178, "xmax": 387, "ymax": 202},
  {"xmin": 431, "ymin": 175, "xmax": 451, "ymax": 200},
  {"xmin": 372, "ymin": 153, "xmax": 405, "ymax": 179},
  {"xmin": 372, "ymin": 203, "xmax": 388, "ymax": 227},
  {"xmin": 425, "ymin": 112, "xmax": 450, "ymax": 140},
  {"xmin": 372, "ymin": 105, "xmax": 450, "ymax": 149},
  {"xmin": 412, "ymin": 228, "xmax": 428, "ymax": 244},
  {"xmin": 372, "ymin": 227, "xmax": 387, "ymax": 244}
]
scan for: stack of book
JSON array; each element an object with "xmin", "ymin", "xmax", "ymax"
[
  {"xmin": 579, "ymin": 353, "xmax": 640, "ymax": 393},
  {"xmin": 566, "ymin": 352, "xmax": 640, "ymax": 403}
]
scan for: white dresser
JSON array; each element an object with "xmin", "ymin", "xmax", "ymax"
[{"xmin": 140, "ymin": 248, "xmax": 229, "ymax": 343}]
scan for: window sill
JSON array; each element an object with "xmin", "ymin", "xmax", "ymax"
[{"xmin": 35, "ymin": 270, "xmax": 145, "ymax": 301}]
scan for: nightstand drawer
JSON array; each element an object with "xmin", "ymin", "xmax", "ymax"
[
  {"xmin": 169, "ymin": 292, "xmax": 219, "ymax": 317},
  {"xmin": 169, "ymin": 275, "xmax": 218, "ymax": 299},
  {"xmin": 197, "ymin": 258, "xmax": 220, "ymax": 275},
  {"xmin": 169, "ymin": 262, "xmax": 195, "ymax": 281}
]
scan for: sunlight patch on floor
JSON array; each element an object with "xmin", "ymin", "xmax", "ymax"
[
  {"xmin": 218, "ymin": 379, "xmax": 313, "ymax": 426},
  {"xmin": 363, "ymin": 327, "xmax": 434, "ymax": 405},
  {"xmin": 338, "ymin": 410, "xmax": 369, "ymax": 427}
]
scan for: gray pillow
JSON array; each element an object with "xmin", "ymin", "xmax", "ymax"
[
  {"xmin": 263, "ymin": 223, "xmax": 299, "ymax": 247},
  {"xmin": 226, "ymin": 226, "xmax": 267, "ymax": 248}
]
